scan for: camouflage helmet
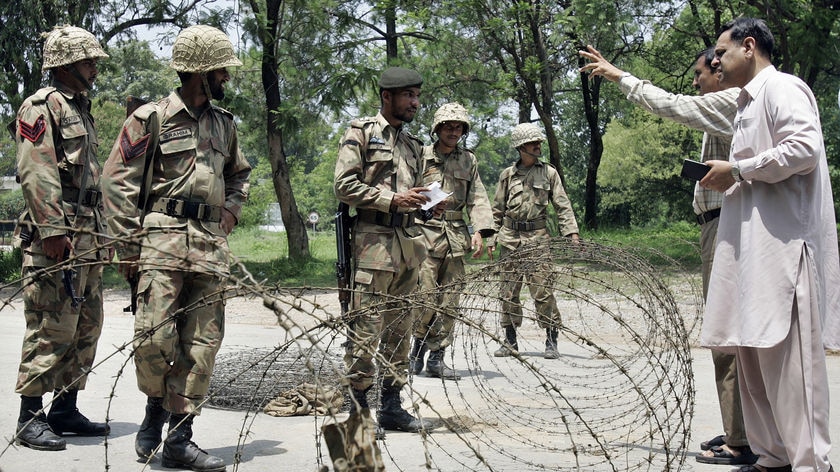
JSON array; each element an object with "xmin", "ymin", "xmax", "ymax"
[
  {"xmin": 170, "ymin": 25, "xmax": 242, "ymax": 73},
  {"xmin": 41, "ymin": 25, "xmax": 109, "ymax": 70},
  {"xmin": 431, "ymin": 102, "xmax": 471, "ymax": 137},
  {"xmin": 510, "ymin": 123, "xmax": 546, "ymax": 148}
]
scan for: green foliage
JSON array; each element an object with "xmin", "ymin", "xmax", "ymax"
[
  {"xmin": 228, "ymin": 226, "xmax": 336, "ymax": 286},
  {"xmin": 0, "ymin": 247, "xmax": 22, "ymax": 283},
  {"xmin": 0, "ymin": 189, "xmax": 24, "ymax": 222}
]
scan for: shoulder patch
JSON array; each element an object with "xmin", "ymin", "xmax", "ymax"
[
  {"xmin": 350, "ymin": 117, "xmax": 376, "ymax": 129},
  {"xmin": 342, "ymin": 139, "xmax": 361, "ymax": 147},
  {"xmin": 29, "ymin": 87, "xmax": 57, "ymax": 105},
  {"xmin": 18, "ymin": 115, "xmax": 47, "ymax": 143},
  {"xmin": 118, "ymin": 127, "xmax": 150, "ymax": 163}
]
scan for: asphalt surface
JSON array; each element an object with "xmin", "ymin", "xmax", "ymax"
[{"xmin": 0, "ymin": 289, "xmax": 837, "ymax": 472}]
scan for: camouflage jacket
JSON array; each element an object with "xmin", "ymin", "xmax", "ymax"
[
  {"xmin": 417, "ymin": 144, "xmax": 494, "ymax": 259},
  {"xmin": 14, "ymin": 81, "xmax": 109, "ymax": 266},
  {"xmin": 492, "ymin": 158, "xmax": 579, "ymax": 250},
  {"xmin": 333, "ymin": 112, "xmax": 426, "ymax": 273},
  {"xmin": 101, "ymin": 90, "xmax": 251, "ymax": 275}
]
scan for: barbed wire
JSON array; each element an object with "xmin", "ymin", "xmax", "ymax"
[{"xmin": 0, "ymin": 226, "xmax": 702, "ymax": 471}]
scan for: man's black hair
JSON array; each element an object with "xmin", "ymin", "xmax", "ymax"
[
  {"xmin": 720, "ymin": 17, "xmax": 775, "ymax": 60},
  {"xmin": 695, "ymin": 47, "xmax": 716, "ymax": 71}
]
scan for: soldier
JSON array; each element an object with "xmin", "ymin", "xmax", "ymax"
[
  {"xmin": 409, "ymin": 103, "xmax": 494, "ymax": 379},
  {"xmin": 101, "ymin": 25, "xmax": 250, "ymax": 471},
  {"xmin": 11, "ymin": 25, "xmax": 111, "ymax": 452},
  {"xmin": 334, "ymin": 67, "xmax": 440, "ymax": 436},
  {"xmin": 489, "ymin": 123, "xmax": 579, "ymax": 359}
]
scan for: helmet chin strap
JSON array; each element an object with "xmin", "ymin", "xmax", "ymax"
[
  {"xmin": 67, "ymin": 64, "xmax": 92, "ymax": 91},
  {"xmin": 201, "ymin": 72, "xmax": 213, "ymax": 102},
  {"xmin": 520, "ymin": 149, "xmax": 542, "ymax": 159}
]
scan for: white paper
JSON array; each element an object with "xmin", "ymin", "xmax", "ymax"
[{"xmin": 420, "ymin": 181, "xmax": 452, "ymax": 211}]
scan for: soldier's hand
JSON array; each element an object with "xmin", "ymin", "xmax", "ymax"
[
  {"xmin": 470, "ymin": 233, "xmax": 484, "ymax": 258},
  {"xmin": 42, "ymin": 235, "xmax": 72, "ymax": 262},
  {"xmin": 220, "ymin": 208, "xmax": 237, "ymax": 235},
  {"xmin": 431, "ymin": 201, "xmax": 447, "ymax": 219},
  {"xmin": 118, "ymin": 255, "xmax": 140, "ymax": 281},
  {"xmin": 391, "ymin": 187, "xmax": 431, "ymax": 211}
]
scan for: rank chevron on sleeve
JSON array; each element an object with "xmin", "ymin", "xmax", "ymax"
[
  {"xmin": 118, "ymin": 128, "xmax": 151, "ymax": 163},
  {"xmin": 18, "ymin": 115, "xmax": 46, "ymax": 143}
]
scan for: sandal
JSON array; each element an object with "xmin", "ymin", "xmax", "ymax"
[
  {"xmin": 696, "ymin": 445, "xmax": 757, "ymax": 465},
  {"xmin": 700, "ymin": 434, "xmax": 726, "ymax": 451},
  {"xmin": 734, "ymin": 465, "xmax": 792, "ymax": 472}
]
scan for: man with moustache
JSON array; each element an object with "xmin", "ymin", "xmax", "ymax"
[
  {"xmin": 699, "ymin": 17, "xmax": 839, "ymax": 472},
  {"xmin": 578, "ymin": 46, "xmax": 755, "ymax": 466},
  {"xmin": 12, "ymin": 25, "xmax": 111, "ymax": 452},
  {"xmin": 101, "ymin": 25, "xmax": 251, "ymax": 471},
  {"xmin": 334, "ymin": 67, "xmax": 439, "ymax": 437},
  {"xmin": 409, "ymin": 102, "xmax": 494, "ymax": 379}
]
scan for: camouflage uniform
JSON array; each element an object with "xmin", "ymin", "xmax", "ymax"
[
  {"xmin": 14, "ymin": 80, "xmax": 110, "ymax": 398},
  {"xmin": 334, "ymin": 112, "xmax": 426, "ymax": 391},
  {"xmin": 12, "ymin": 25, "xmax": 111, "ymax": 451},
  {"xmin": 101, "ymin": 88, "xmax": 250, "ymax": 414},
  {"xmin": 492, "ymin": 133, "xmax": 578, "ymax": 331},
  {"xmin": 414, "ymin": 144, "xmax": 493, "ymax": 352}
]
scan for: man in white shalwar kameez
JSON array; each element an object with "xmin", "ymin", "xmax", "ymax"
[{"xmin": 700, "ymin": 17, "xmax": 840, "ymax": 472}]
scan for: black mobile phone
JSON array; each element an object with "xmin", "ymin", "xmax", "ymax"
[{"xmin": 680, "ymin": 159, "xmax": 711, "ymax": 181}]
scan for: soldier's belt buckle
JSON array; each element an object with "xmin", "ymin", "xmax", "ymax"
[
  {"xmin": 165, "ymin": 199, "xmax": 181, "ymax": 216},
  {"xmin": 391, "ymin": 213, "xmax": 404, "ymax": 227}
]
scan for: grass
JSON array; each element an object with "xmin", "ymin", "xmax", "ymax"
[{"xmin": 1, "ymin": 223, "xmax": 704, "ymax": 288}]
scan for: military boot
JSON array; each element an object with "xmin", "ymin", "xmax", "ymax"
[
  {"xmin": 135, "ymin": 396, "xmax": 169, "ymax": 459},
  {"xmin": 493, "ymin": 326, "xmax": 518, "ymax": 357},
  {"xmin": 377, "ymin": 385, "xmax": 431, "ymax": 433},
  {"xmin": 16, "ymin": 395, "xmax": 66, "ymax": 451},
  {"xmin": 348, "ymin": 387, "xmax": 385, "ymax": 440},
  {"xmin": 409, "ymin": 337, "xmax": 427, "ymax": 375},
  {"xmin": 47, "ymin": 389, "xmax": 110, "ymax": 436},
  {"xmin": 544, "ymin": 328, "xmax": 560, "ymax": 359},
  {"xmin": 425, "ymin": 348, "xmax": 461, "ymax": 380},
  {"xmin": 162, "ymin": 414, "xmax": 226, "ymax": 472}
]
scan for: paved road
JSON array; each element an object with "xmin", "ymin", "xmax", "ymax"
[{"xmin": 0, "ymin": 289, "xmax": 836, "ymax": 471}]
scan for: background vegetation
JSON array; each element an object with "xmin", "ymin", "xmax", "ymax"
[{"xmin": 1, "ymin": 0, "xmax": 838, "ymax": 284}]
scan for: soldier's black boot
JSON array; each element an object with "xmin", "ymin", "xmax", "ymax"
[
  {"xmin": 16, "ymin": 395, "xmax": 66, "ymax": 451},
  {"xmin": 493, "ymin": 326, "xmax": 518, "ymax": 357},
  {"xmin": 409, "ymin": 337, "xmax": 427, "ymax": 375},
  {"xmin": 162, "ymin": 414, "xmax": 226, "ymax": 472},
  {"xmin": 47, "ymin": 389, "xmax": 110, "ymax": 436},
  {"xmin": 544, "ymin": 328, "xmax": 560, "ymax": 359},
  {"xmin": 348, "ymin": 387, "xmax": 385, "ymax": 440},
  {"xmin": 377, "ymin": 386, "xmax": 430, "ymax": 433},
  {"xmin": 425, "ymin": 348, "xmax": 461, "ymax": 380},
  {"xmin": 135, "ymin": 396, "xmax": 169, "ymax": 459}
]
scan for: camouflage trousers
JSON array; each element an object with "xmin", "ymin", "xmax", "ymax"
[
  {"xmin": 16, "ymin": 264, "xmax": 104, "ymax": 396},
  {"xmin": 498, "ymin": 245, "xmax": 560, "ymax": 329},
  {"xmin": 133, "ymin": 269, "xmax": 225, "ymax": 415},
  {"xmin": 344, "ymin": 264, "xmax": 419, "ymax": 391},
  {"xmin": 412, "ymin": 254, "xmax": 465, "ymax": 351}
]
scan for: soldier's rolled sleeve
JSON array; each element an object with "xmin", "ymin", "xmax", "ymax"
[
  {"xmin": 223, "ymin": 131, "xmax": 251, "ymax": 222},
  {"xmin": 549, "ymin": 170, "xmax": 579, "ymax": 236}
]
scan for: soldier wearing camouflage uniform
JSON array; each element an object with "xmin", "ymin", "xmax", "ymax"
[
  {"xmin": 409, "ymin": 103, "xmax": 494, "ymax": 380},
  {"xmin": 489, "ymin": 123, "xmax": 579, "ymax": 359},
  {"xmin": 334, "ymin": 67, "xmax": 438, "ymax": 436},
  {"xmin": 101, "ymin": 25, "xmax": 250, "ymax": 472},
  {"xmin": 12, "ymin": 25, "xmax": 111, "ymax": 452}
]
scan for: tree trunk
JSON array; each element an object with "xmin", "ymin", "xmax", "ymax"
[
  {"xmin": 259, "ymin": 0, "xmax": 310, "ymax": 259},
  {"xmin": 580, "ymin": 70, "xmax": 603, "ymax": 230}
]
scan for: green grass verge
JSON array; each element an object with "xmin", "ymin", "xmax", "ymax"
[{"xmin": 0, "ymin": 222, "xmax": 704, "ymax": 288}]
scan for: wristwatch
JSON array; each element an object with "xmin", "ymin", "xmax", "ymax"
[{"xmin": 730, "ymin": 163, "xmax": 743, "ymax": 182}]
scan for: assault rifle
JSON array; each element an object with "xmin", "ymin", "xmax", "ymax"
[
  {"xmin": 335, "ymin": 203, "xmax": 353, "ymax": 315},
  {"xmin": 62, "ymin": 247, "xmax": 85, "ymax": 308}
]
